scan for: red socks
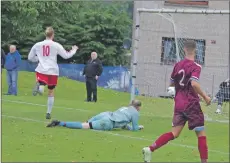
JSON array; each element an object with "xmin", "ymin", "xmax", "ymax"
[
  {"xmin": 198, "ymin": 136, "xmax": 208, "ymax": 162},
  {"xmin": 149, "ymin": 132, "xmax": 174, "ymax": 152},
  {"xmin": 148, "ymin": 133, "xmax": 208, "ymax": 162}
]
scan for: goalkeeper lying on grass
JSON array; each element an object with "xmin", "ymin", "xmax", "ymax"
[{"xmin": 47, "ymin": 100, "xmax": 144, "ymax": 131}]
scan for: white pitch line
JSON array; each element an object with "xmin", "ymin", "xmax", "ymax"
[
  {"xmin": 2, "ymin": 99, "xmax": 90, "ymax": 112},
  {"xmin": 2, "ymin": 115, "xmax": 45, "ymax": 123},
  {"xmin": 2, "ymin": 99, "xmax": 229, "ymax": 124},
  {"xmin": 2, "ymin": 114, "xmax": 229, "ymax": 156}
]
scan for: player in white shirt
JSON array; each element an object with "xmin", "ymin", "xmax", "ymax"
[{"xmin": 28, "ymin": 27, "xmax": 78, "ymax": 119}]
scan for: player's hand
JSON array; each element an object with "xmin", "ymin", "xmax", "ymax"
[
  {"xmin": 139, "ymin": 125, "xmax": 144, "ymax": 130},
  {"xmin": 204, "ymin": 95, "xmax": 211, "ymax": 106},
  {"xmin": 72, "ymin": 45, "xmax": 78, "ymax": 51}
]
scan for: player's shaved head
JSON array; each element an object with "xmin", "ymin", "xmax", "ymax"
[
  {"xmin": 45, "ymin": 27, "xmax": 54, "ymax": 39},
  {"xmin": 130, "ymin": 99, "xmax": 142, "ymax": 110},
  {"xmin": 184, "ymin": 39, "xmax": 196, "ymax": 55}
]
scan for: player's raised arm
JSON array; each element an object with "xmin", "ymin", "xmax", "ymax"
[
  {"xmin": 57, "ymin": 44, "xmax": 78, "ymax": 59},
  {"xmin": 28, "ymin": 45, "xmax": 38, "ymax": 62}
]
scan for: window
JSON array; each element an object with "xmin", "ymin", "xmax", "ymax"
[
  {"xmin": 165, "ymin": 0, "xmax": 208, "ymax": 6},
  {"xmin": 161, "ymin": 37, "xmax": 206, "ymax": 65}
]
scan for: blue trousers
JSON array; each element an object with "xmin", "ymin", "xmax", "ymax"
[{"xmin": 6, "ymin": 70, "xmax": 18, "ymax": 95}]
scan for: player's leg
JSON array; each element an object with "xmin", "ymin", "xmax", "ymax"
[
  {"xmin": 215, "ymin": 103, "xmax": 222, "ymax": 114},
  {"xmin": 149, "ymin": 125, "xmax": 184, "ymax": 150},
  {"xmin": 33, "ymin": 81, "xmax": 46, "ymax": 96},
  {"xmin": 195, "ymin": 130, "xmax": 208, "ymax": 163},
  {"xmin": 142, "ymin": 126, "xmax": 184, "ymax": 162},
  {"xmin": 33, "ymin": 72, "xmax": 47, "ymax": 96},
  {"xmin": 188, "ymin": 106, "xmax": 208, "ymax": 163},
  {"xmin": 59, "ymin": 121, "xmax": 89, "ymax": 129},
  {"xmin": 215, "ymin": 90, "xmax": 224, "ymax": 114},
  {"xmin": 46, "ymin": 120, "xmax": 89, "ymax": 129},
  {"xmin": 46, "ymin": 86, "xmax": 55, "ymax": 119},
  {"xmin": 33, "ymin": 82, "xmax": 39, "ymax": 96},
  {"xmin": 46, "ymin": 75, "xmax": 58, "ymax": 119},
  {"xmin": 142, "ymin": 111, "xmax": 186, "ymax": 162},
  {"xmin": 38, "ymin": 82, "xmax": 46, "ymax": 94},
  {"xmin": 47, "ymin": 119, "xmax": 113, "ymax": 131}
]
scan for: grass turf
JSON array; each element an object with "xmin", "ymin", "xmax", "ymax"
[{"xmin": 2, "ymin": 70, "xmax": 229, "ymax": 162}]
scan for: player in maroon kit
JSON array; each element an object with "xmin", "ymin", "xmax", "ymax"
[{"xmin": 142, "ymin": 40, "xmax": 211, "ymax": 163}]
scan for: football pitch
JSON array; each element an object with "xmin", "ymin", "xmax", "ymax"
[{"xmin": 2, "ymin": 70, "xmax": 229, "ymax": 162}]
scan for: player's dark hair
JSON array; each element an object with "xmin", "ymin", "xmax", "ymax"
[
  {"xmin": 184, "ymin": 39, "xmax": 196, "ymax": 51},
  {"xmin": 130, "ymin": 99, "xmax": 142, "ymax": 107}
]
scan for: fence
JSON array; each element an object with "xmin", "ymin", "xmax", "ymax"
[
  {"xmin": 134, "ymin": 64, "xmax": 229, "ymax": 98},
  {"xmin": 18, "ymin": 60, "xmax": 227, "ymax": 97},
  {"xmin": 19, "ymin": 60, "xmax": 131, "ymax": 92}
]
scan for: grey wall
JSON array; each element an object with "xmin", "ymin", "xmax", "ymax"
[{"xmin": 133, "ymin": 1, "xmax": 229, "ymax": 97}]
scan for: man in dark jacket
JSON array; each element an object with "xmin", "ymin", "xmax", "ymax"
[
  {"xmin": 4, "ymin": 45, "xmax": 21, "ymax": 95},
  {"xmin": 83, "ymin": 52, "xmax": 103, "ymax": 102},
  {"xmin": 1, "ymin": 48, "xmax": 6, "ymax": 68}
]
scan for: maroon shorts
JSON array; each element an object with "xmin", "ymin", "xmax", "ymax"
[
  {"xmin": 36, "ymin": 72, "xmax": 58, "ymax": 86},
  {"xmin": 172, "ymin": 102, "xmax": 204, "ymax": 130}
]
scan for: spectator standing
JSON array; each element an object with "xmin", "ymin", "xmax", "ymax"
[
  {"xmin": 1, "ymin": 49, "xmax": 6, "ymax": 68},
  {"xmin": 83, "ymin": 52, "xmax": 103, "ymax": 102},
  {"xmin": 4, "ymin": 45, "xmax": 21, "ymax": 95}
]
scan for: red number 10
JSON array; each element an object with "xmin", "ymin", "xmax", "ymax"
[{"xmin": 43, "ymin": 45, "xmax": 50, "ymax": 56}]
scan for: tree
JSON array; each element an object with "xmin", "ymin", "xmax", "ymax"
[{"xmin": 1, "ymin": 1, "xmax": 133, "ymax": 66}]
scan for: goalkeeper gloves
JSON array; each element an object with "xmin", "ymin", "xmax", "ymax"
[{"xmin": 139, "ymin": 125, "xmax": 144, "ymax": 130}]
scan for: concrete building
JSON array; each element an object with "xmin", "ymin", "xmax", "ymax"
[{"xmin": 132, "ymin": 1, "xmax": 229, "ymax": 97}]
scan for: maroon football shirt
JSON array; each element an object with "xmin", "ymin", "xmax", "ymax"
[{"xmin": 170, "ymin": 58, "xmax": 202, "ymax": 111}]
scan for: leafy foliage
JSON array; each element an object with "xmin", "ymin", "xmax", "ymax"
[{"xmin": 1, "ymin": 1, "xmax": 133, "ymax": 65}]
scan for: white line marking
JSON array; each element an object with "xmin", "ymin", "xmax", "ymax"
[
  {"xmin": 2, "ymin": 115, "xmax": 45, "ymax": 123},
  {"xmin": 2, "ymin": 99, "xmax": 90, "ymax": 112},
  {"xmin": 2, "ymin": 114, "xmax": 229, "ymax": 156},
  {"xmin": 2, "ymin": 99, "xmax": 229, "ymax": 123}
]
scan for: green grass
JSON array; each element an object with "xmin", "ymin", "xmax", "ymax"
[{"xmin": 2, "ymin": 70, "xmax": 229, "ymax": 162}]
